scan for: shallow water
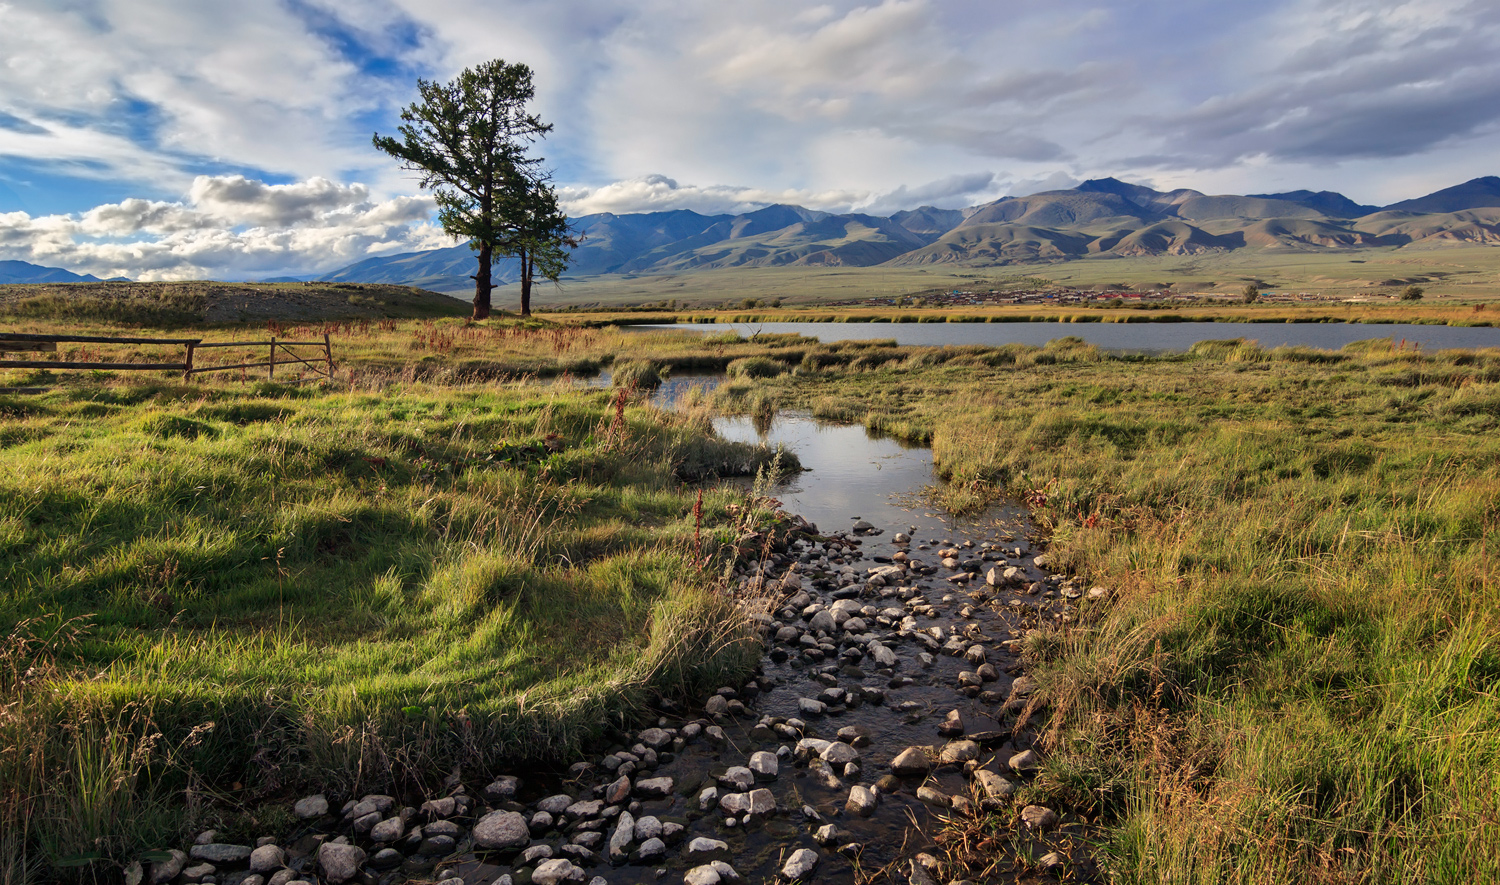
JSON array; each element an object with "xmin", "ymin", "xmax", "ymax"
[
  {"xmin": 436, "ymin": 415, "xmax": 1078, "ymax": 883},
  {"xmin": 628, "ymin": 320, "xmax": 1500, "ymax": 353}
]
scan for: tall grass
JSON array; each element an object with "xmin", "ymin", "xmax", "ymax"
[
  {"xmin": 724, "ymin": 337, "xmax": 1500, "ymax": 883},
  {"xmin": 0, "ymin": 375, "xmax": 789, "ymax": 880}
]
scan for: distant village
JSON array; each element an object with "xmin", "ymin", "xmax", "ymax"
[{"xmin": 836, "ymin": 285, "xmax": 1413, "ymax": 310}]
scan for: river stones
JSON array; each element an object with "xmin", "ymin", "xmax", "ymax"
[
  {"xmin": 315, "ymin": 844, "xmax": 365, "ymax": 884},
  {"xmin": 474, "ymin": 810, "xmax": 531, "ymax": 851},
  {"xmin": 190, "ymin": 844, "xmax": 251, "ymax": 864},
  {"xmin": 749, "ymin": 751, "xmax": 779, "ymax": 780},
  {"xmin": 532, "ymin": 858, "xmax": 586, "ymax": 885},
  {"xmin": 369, "ymin": 816, "xmax": 405, "ymax": 843},
  {"xmin": 151, "ymin": 850, "xmax": 187, "ymax": 884},
  {"xmin": 607, "ymin": 810, "xmax": 635, "ymax": 862},
  {"xmin": 938, "ymin": 740, "xmax": 980, "ymax": 766},
  {"xmin": 845, "ymin": 785, "xmax": 879, "ymax": 817},
  {"xmin": 813, "ymin": 824, "xmax": 842, "ymax": 846},
  {"xmin": 687, "ymin": 837, "xmax": 729, "ymax": 857},
  {"xmin": 1009, "ymin": 749, "xmax": 1041, "ymax": 772},
  {"xmin": 972, "ymin": 770, "xmax": 1018, "ymax": 804},
  {"xmin": 781, "ymin": 848, "xmax": 820, "ymax": 880},
  {"xmin": 634, "ymin": 776, "xmax": 674, "ymax": 798},
  {"xmin": 890, "ymin": 746, "xmax": 931, "ymax": 777},
  {"xmin": 821, "ymin": 741, "xmax": 859, "ymax": 767},
  {"xmin": 605, "ymin": 774, "xmax": 631, "ymax": 804},
  {"xmin": 1021, "ymin": 805, "xmax": 1060, "ymax": 830},
  {"xmin": 483, "ymin": 775, "xmax": 520, "ymax": 802},
  {"xmin": 292, "ymin": 795, "xmax": 328, "ymax": 819},
  {"xmin": 719, "ymin": 766, "xmax": 754, "ymax": 791}
]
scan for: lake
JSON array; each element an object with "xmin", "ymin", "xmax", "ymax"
[{"xmin": 628, "ymin": 321, "xmax": 1500, "ymax": 353}]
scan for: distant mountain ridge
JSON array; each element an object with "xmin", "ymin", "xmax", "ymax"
[
  {"xmin": 318, "ymin": 175, "xmax": 1500, "ymax": 292},
  {"xmin": 0, "ymin": 259, "xmax": 115, "ymax": 284},
  {"xmin": 7, "ymin": 178, "xmax": 1499, "ymax": 292}
]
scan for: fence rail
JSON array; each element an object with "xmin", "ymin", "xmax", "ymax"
[{"xmin": 0, "ymin": 332, "xmax": 334, "ymax": 384}]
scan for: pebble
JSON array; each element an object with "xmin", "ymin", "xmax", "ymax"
[
  {"xmin": 473, "ymin": 810, "xmax": 531, "ymax": 851},
  {"xmin": 845, "ymin": 785, "xmax": 879, "ymax": 817},
  {"xmin": 315, "ymin": 844, "xmax": 365, "ymax": 884},
  {"xmin": 781, "ymin": 848, "xmax": 819, "ymax": 880},
  {"xmin": 890, "ymin": 746, "xmax": 931, "ymax": 777},
  {"xmin": 1021, "ymin": 805, "xmax": 1060, "ymax": 830}
]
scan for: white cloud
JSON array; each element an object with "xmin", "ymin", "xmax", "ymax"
[{"xmin": 0, "ymin": 174, "xmax": 444, "ymax": 281}]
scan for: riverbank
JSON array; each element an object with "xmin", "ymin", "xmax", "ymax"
[
  {"xmin": 716, "ymin": 337, "xmax": 1500, "ymax": 882},
  {"xmin": 0, "ymin": 369, "xmax": 801, "ymax": 880}
]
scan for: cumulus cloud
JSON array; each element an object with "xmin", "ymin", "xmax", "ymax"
[{"xmin": 0, "ymin": 174, "xmax": 444, "ymax": 281}]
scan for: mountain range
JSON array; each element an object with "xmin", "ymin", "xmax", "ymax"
[
  {"xmin": 7, "ymin": 177, "xmax": 1500, "ymax": 291},
  {"xmin": 0, "ymin": 259, "xmax": 119, "ymax": 285},
  {"xmin": 316, "ymin": 176, "xmax": 1500, "ymax": 293}
]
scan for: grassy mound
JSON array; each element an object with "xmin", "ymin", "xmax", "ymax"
[{"xmin": 0, "ymin": 379, "xmax": 785, "ymax": 876}]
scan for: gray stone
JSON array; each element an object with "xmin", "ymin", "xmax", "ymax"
[
  {"xmin": 813, "ymin": 824, "xmax": 841, "ymax": 846},
  {"xmin": 746, "ymin": 788, "xmax": 776, "ymax": 816},
  {"xmin": 635, "ymin": 837, "xmax": 666, "ymax": 862},
  {"xmin": 718, "ymin": 766, "xmax": 754, "ymax": 791},
  {"xmin": 532, "ymin": 858, "xmax": 585, "ymax": 885},
  {"xmin": 634, "ymin": 815, "xmax": 662, "ymax": 842},
  {"xmin": 266, "ymin": 870, "xmax": 296, "ymax": 885},
  {"xmin": 973, "ymin": 770, "xmax": 1018, "ymax": 803},
  {"xmin": 473, "ymin": 810, "xmax": 531, "ymax": 851},
  {"xmin": 315, "ymin": 844, "xmax": 365, "ymax": 884},
  {"xmin": 698, "ymin": 786, "xmax": 719, "ymax": 811},
  {"xmin": 565, "ymin": 799, "xmax": 603, "ymax": 819},
  {"xmin": 917, "ymin": 785, "xmax": 950, "ymax": 807},
  {"xmin": 483, "ymin": 775, "xmax": 520, "ymax": 802},
  {"xmin": 685, "ymin": 866, "xmax": 722, "ymax": 885},
  {"xmin": 845, "ymin": 785, "xmax": 878, "ymax": 817},
  {"xmin": 248, "ymin": 845, "xmax": 285, "ymax": 874},
  {"xmin": 608, "ymin": 810, "xmax": 635, "ymax": 862},
  {"xmin": 190, "ymin": 845, "xmax": 252, "ymax": 865},
  {"xmin": 369, "ymin": 816, "xmax": 405, "ymax": 843},
  {"xmin": 890, "ymin": 746, "xmax": 931, "ymax": 777},
  {"xmin": 797, "ymin": 698, "xmax": 827, "ymax": 717},
  {"xmin": 748, "ymin": 751, "xmax": 779, "ymax": 781},
  {"xmin": 781, "ymin": 848, "xmax": 819, "ymax": 880},
  {"xmin": 1009, "ymin": 749, "xmax": 1041, "ymax": 772},
  {"xmin": 519, "ymin": 845, "xmax": 554, "ymax": 866},
  {"xmin": 605, "ymin": 775, "xmax": 631, "ymax": 804},
  {"xmin": 151, "ymin": 849, "xmax": 188, "ymax": 884},
  {"xmin": 292, "ymin": 795, "xmax": 328, "ymax": 820},
  {"xmin": 821, "ymin": 742, "xmax": 859, "ymax": 767},
  {"xmin": 537, "ymin": 794, "xmax": 573, "ymax": 815},
  {"xmin": 368, "ymin": 849, "xmax": 403, "ymax": 871},
  {"xmin": 938, "ymin": 740, "xmax": 980, "ymax": 765},
  {"xmin": 180, "ymin": 863, "xmax": 215, "ymax": 884},
  {"xmin": 635, "ymin": 776, "xmax": 673, "ymax": 798},
  {"xmin": 638, "ymin": 727, "xmax": 672, "ymax": 750},
  {"xmin": 687, "ymin": 837, "xmax": 728, "ymax": 856},
  {"xmin": 1021, "ymin": 805, "xmax": 1059, "ymax": 830},
  {"xmin": 705, "ymin": 695, "xmax": 729, "ymax": 715}
]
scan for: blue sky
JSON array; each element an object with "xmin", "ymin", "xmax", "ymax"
[{"xmin": 1, "ymin": 0, "xmax": 1497, "ymax": 280}]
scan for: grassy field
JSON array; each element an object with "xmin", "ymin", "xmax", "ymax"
[
  {"xmin": 6, "ymin": 296, "xmax": 1500, "ymax": 883},
  {"xmin": 718, "ymin": 336, "xmax": 1500, "ymax": 884},
  {"xmin": 0, "ymin": 320, "xmax": 804, "ymax": 881},
  {"xmin": 503, "ymin": 245, "xmax": 1500, "ymax": 308}
]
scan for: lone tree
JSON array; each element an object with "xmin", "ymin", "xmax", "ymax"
[
  {"xmin": 373, "ymin": 59, "xmax": 572, "ymax": 319},
  {"xmin": 1400, "ymin": 285, "xmax": 1425, "ymax": 301},
  {"xmin": 1241, "ymin": 284, "xmax": 1260, "ymax": 304}
]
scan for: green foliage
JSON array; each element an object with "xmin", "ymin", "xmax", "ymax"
[
  {"xmin": 373, "ymin": 59, "xmax": 572, "ymax": 318},
  {"xmin": 726, "ymin": 356, "xmax": 789, "ymax": 379},
  {"xmin": 1401, "ymin": 285, "xmax": 1425, "ymax": 301},
  {"xmin": 1241, "ymin": 283, "xmax": 1260, "ymax": 304}
]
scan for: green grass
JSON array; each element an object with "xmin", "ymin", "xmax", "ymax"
[
  {"xmin": 0, "ymin": 371, "xmax": 794, "ymax": 880},
  {"xmin": 721, "ymin": 336, "xmax": 1500, "ymax": 884}
]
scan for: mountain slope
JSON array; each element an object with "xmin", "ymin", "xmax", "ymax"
[
  {"xmin": 1384, "ymin": 176, "xmax": 1500, "ymax": 214},
  {"xmin": 314, "ymin": 174, "xmax": 1500, "ymax": 286},
  {"xmin": 0, "ymin": 259, "xmax": 107, "ymax": 284}
]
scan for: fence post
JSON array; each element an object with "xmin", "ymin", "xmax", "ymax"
[
  {"xmin": 269, "ymin": 337, "xmax": 276, "ymax": 381},
  {"xmin": 183, "ymin": 342, "xmax": 195, "ymax": 380},
  {"xmin": 324, "ymin": 332, "xmax": 333, "ymax": 378}
]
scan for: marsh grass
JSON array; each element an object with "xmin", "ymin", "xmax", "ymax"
[
  {"xmin": 0, "ymin": 364, "xmax": 791, "ymax": 880},
  {"xmin": 722, "ymin": 335, "xmax": 1500, "ymax": 884}
]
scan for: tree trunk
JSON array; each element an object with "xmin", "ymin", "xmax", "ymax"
[
  {"xmin": 519, "ymin": 249, "xmax": 533, "ymax": 317},
  {"xmin": 472, "ymin": 242, "xmax": 493, "ymax": 320}
]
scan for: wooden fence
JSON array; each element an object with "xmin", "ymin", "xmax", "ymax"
[{"xmin": 0, "ymin": 332, "xmax": 334, "ymax": 386}]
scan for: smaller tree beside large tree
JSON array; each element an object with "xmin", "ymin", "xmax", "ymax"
[{"xmin": 373, "ymin": 59, "xmax": 572, "ymax": 319}]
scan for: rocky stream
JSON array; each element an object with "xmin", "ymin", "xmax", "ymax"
[{"xmin": 137, "ymin": 416, "xmax": 1104, "ymax": 885}]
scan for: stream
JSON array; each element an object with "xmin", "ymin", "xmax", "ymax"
[{"xmin": 196, "ymin": 412, "xmax": 1094, "ymax": 885}]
